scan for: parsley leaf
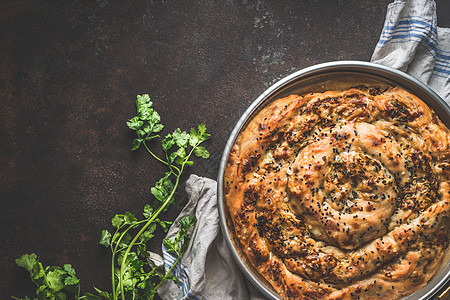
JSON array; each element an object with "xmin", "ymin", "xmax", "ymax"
[
  {"xmin": 131, "ymin": 138, "xmax": 143, "ymax": 151},
  {"xmin": 15, "ymin": 253, "xmax": 40, "ymax": 277},
  {"xmin": 193, "ymin": 146, "xmax": 210, "ymax": 158},
  {"xmin": 189, "ymin": 123, "xmax": 211, "ymax": 146},
  {"xmin": 126, "ymin": 117, "xmax": 143, "ymax": 131},
  {"xmin": 143, "ymin": 204, "xmax": 153, "ymax": 218},
  {"xmin": 112, "ymin": 214, "xmax": 124, "ymax": 229},
  {"xmin": 99, "ymin": 230, "xmax": 112, "ymax": 247},
  {"xmin": 161, "ymin": 133, "xmax": 175, "ymax": 151},
  {"xmin": 128, "ymin": 94, "xmax": 164, "ymax": 151},
  {"xmin": 172, "ymin": 128, "xmax": 190, "ymax": 147},
  {"xmin": 47, "ymin": 268, "xmax": 66, "ymax": 291},
  {"xmin": 14, "ymin": 254, "xmax": 82, "ymax": 300}
]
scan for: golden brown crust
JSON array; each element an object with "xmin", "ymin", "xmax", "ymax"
[{"xmin": 224, "ymin": 87, "xmax": 449, "ymax": 300}]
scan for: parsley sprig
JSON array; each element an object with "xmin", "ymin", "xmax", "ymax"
[
  {"xmin": 99, "ymin": 94, "xmax": 210, "ymax": 300},
  {"xmin": 13, "ymin": 94, "xmax": 210, "ymax": 300}
]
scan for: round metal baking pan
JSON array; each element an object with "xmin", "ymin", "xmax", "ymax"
[{"xmin": 217, "ymin": 61, "xmax": 450, "ymax": 300}]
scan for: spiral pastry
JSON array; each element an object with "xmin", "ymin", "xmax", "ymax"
[{"xmin": 224, "ymin": 87, "xmax": 449, "ymax": 300}]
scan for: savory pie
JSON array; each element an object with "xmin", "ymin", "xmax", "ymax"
[{"xmin": 223, "ymin": 87, "xmax": 449, "ymax": 299}]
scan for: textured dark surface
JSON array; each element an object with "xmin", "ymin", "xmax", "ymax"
[{"xmin": 1, "ymin": 0, "xmax": 449, "ymax": 298}]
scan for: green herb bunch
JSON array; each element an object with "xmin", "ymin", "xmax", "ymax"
[{"xmin": 13, "ymin": 94, "xmax": 210, "ymax": 300}]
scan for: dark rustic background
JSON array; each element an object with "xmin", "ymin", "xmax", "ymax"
[{"xmin": 1, "ymin": 0, "xmax": 449, "ymax": 298}]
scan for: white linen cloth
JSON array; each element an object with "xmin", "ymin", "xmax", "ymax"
[
  {"xmin": 150, "ymin": 1, "xmax": 450, "ymax": 299},
  {"xmin": 371, "ymin": 0, "xmax": 450, "ymax": 104}
]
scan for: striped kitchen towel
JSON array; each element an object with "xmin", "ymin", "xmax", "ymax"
[{"xmin": 371, "ymin": 0, "xmax": 450, "ymax": 104}]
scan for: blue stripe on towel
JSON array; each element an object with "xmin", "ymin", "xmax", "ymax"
[
  {"xmin": 376, "ymin": 13, "xmax": 450, "ymax": 81},
  {"xmin": 162, "ymin": 246, "xmax": 204, "ymax": 300},
  {"xmin": 376, "ymin": 16, "xmax": 439, "ymax": 54},
  {"xmin": 434, "ymin": 51, "xmax": 450, "ymax": 76}
]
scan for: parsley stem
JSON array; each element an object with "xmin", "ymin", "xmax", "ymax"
[
  {"xmin": 118, "ymin": 174, "xmax": 181, "ymax": 300},
  {"xmin": 111, "ymin": 252, "xmax": 116, "ymax": 299},
  {"xmin": 153, "ymin": 249, "xmax": 181, "ymax": 292},
  {"xmin": 112, "ymin": 220, "xmax": 145, "ymax": 254},
  {"xmin": 164, "ymin": 151, "xmax": 181, "ymax": 176},
  {"xmin": 111, "ymin": 219, "xmax": 147, "ymax": 299},
  {"xmin": 143, "ymin": 141, "xmax": 168, "ymax": 166},
  {"xmin": 115, "ymin": 242, "xmax": 144, "ymax": 253},
  {"xmin": 171, "ymin": 164, "xmax": 181, "ymax": 176},
  {"xmin": 40, "ymin": 263, "xmax": 51, "ymax": 288}
]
